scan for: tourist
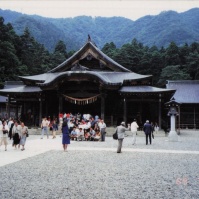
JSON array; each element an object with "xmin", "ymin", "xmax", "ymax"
[
  {"xmin": 68, "ymin": 120, "xmax": 74, "ymax": 134},
  {"xmin": 62, "ymin": 120, "xmax": 70, "ymax": 152},
  {"xmin": 94, "ymin": 130, "xmax": 101, "ymax": 141},
  {"xmin": 19, "ymin": 122, "xmax": 28, "ymax": 151},
  {"xmin": 8, "ymin": 117, "xmax": 14, "ymax": 130},
  {"xmin": 41, "ymin": 117, "xmax": 49, "ymax": 139},
  {"xmin": 12, "ymin": 121, "xmax": 21, "ymax": 149},
  {"xmin": 77, "ymin": 128, "xmax": 84, "ymax": 141},
  {"xmin": 52, "ymin": 120, "xmax": 58, "ymax": 139},
  {"xmin": 0, "ymin": 120, "xmax": 9, "ymax": 151},
  {"xmin": 143, "ymin": 120, "xmax": 153, "ymax": 145},
  {"xmin": 116, "ymin": 122, "xmax": 130, "ymax": 153},
  {"xmin": 8, "ymin": 118, "xmax": 14, "ymax": 140},
  {"xmin": 98, "ymin": 119, "xmax": 106, "ymax": 141},
  {"xmin": 90, "ymin": 117, "xmax": 96, "ymax": 129},
  {"xmin": 89, "ymin": 127, "xmax": 96, "ymax": 141},
  {"xmin": 70, "ymin": 127, "xmax": 78, "ymax": 140},
  {"xmin": 131, "ymin": 119, "xmax": 139, "ymax": 145},
  {"xmin": 154, "ymin": 122, "xmax": 159, "ymax": 134},
  {"xmin": 74, "ymin": 119, "xmax": 79, "ymax": 127},
  {"xmin": 84, "ymin": 130, "xmax": 90, "ymax": 141}
]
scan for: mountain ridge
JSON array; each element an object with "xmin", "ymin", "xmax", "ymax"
[{"xmin": 0, "ymin": 8, "xmax": 199, "ymax": 51}]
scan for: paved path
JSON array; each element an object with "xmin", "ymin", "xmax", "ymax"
[{"xmin": 1, "ymin": 130, "xmax": 199, "ymax": 167}]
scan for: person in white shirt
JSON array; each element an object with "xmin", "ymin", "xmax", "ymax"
[
  {"xmin": 41, "ymin": 117, "xmax": 49, "ymax": 139},
  {"xmin": 131, "ymin": 119, "xmax": 139, "ymax": 145},
  {"xmin": 8, "ymin": 117, "xmax": 14, "ymax": 129},
  {"xmin": 154, "ymin": 122, "xmax": 159, "ymax": 134},
  {"xmin": 98, "ymin": 119, "xmax": 106, "ymax": 141},
  {"xmin": 77, "ymin": 128, "xmax": 84, "ymax": 141},
  {"xmin": 0, "ymin": 121, "xmax": 9, "ymax": 151}
]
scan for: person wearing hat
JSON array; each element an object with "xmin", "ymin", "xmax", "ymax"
[
  {"xmin": 143, "ymin": 120, "xmax": 153, "ymax": 145},
  {"xmin": 116, "ymin": 121, "xmax": 130, "ymax": 153},
  {"xmin": 131, "ymin": 119, "xmax": 139, "ymax": 145}
]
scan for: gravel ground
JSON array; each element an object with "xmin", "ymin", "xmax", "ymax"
[{"xmin": 0, "ymin": 130, "xmax": 199, "ymax": 199}]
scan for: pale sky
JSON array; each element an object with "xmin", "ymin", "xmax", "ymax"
[{"xmin": 0, "ymin": 0, "xmax": 199, "ymax": 21}]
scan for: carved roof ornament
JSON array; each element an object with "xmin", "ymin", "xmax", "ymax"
[
  {"xmin": 71, "ymin": 63, "xmax": 89, "ymax": 71},
  {"xmin": 88, "ymin": 34, "xmax": 91, "ymax": 42}
]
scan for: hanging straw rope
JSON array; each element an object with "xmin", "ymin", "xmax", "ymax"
[{"xmin": 63, "ymin": 94, "xmax": 101, "ymax": 105}]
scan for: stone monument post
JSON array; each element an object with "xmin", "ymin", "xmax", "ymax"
[{"xmin": 165, "ymin": 99, "xmax": 180, "ymax": 142}]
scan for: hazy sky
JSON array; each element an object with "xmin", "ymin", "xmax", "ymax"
[{"xmin": 0, "ymin": 0, "xmax": 198, "ymax": 20}]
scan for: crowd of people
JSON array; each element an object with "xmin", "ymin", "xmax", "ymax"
[
  {"xmin": 0, "ymin": 118, "xmax": 28, "ymax": 151},
  {"xmin": 40, "ymin": 113, "xmax": 107, "ymax": 152},
  {"xmin": 1, "ymin": 112, "xmax": 160, "ymax": 153}
]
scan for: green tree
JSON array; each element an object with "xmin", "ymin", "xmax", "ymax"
[
  {"xmin": 158, "ymin": 65, "xmax": 191, "ymax": 86},
  {"xmin": 165, "ymin": 42, "xmax": 180, "ymax": 66},
  {"xmin": 51, "ymin": 40, "xmax": 68, "ymax": 67}
]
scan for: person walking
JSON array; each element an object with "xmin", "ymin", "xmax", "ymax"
[
  {"xmin": 12, "ymin": 121, "xmax": 21, "ymax": 149},
  {"xmin": 62, "ymin": 120, "xmax": 70, "ymax": 152},
  {"xmin": 131, "ymin": 119, "xmax": 139, "ymax": 145},
  {"xmin": 116, "ymin": 122, "xmax": 130, "ymax": 153},
  {"xmin": 52, "ymin": 120, "xmax": 58, "ymax": 139},
  {"xmin": 41, "ymin": 117, "xmax": 49, "ymax": 139},
  {"xmin": 19, "ymin": 122, "xmax": 28, "ymax": 151},
  {"xmin": 98, "ymin": 119, "xmax": 106, "ymax": 142},
  {"xmin": 154, "ymin": 122, "xmax": 159, "ymax": 134},
  {"xmin": 0, "ymin": 120, "xmax": 9, "ymax": 151},
  {"xmin": 143, "ymin": 120, "xmax": 153, "ymax": 145}
]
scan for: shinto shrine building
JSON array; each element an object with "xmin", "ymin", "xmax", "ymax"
[{"xmin": 0, "ymin": 38, "xmax": 175, "ymax": 127}]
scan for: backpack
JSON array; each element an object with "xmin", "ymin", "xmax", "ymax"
[{"xmin": 112, "ymin": 129, "xmax": 118, "ymax": 140}]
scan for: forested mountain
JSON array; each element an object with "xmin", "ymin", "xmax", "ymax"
[
  {"xmin": 1, "ymin": 14, "xmax": 199, "ymax": 89},
  {"xmin": 0, "ymin": 8, "xmax": 199, "ymax": 51}
]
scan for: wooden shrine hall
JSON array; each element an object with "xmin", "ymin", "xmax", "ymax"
[{"xmin": 0, "ymin": 37, "xmax": 175, "ymax": 127}]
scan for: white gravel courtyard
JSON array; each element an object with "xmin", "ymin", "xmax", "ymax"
[{"xmin": 0, "ymin": 130, "xmax": 199, "ymax": 199}]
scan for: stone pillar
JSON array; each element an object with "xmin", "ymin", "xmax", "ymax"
[
  {"xmin": 168, "ymin": 110, "xmax": 178, "ymax": 142},
  {"xmin": 168, "ymin": 115, "xmax": 178, "ymax": 141},
  {"xmin": 101, "ymin": 94, "xmax": 105, "ymax": 120},
  {"xmin": 123, "ymin": 98, "xmax": 127, "ymax": 124},
  {"xmin": 158, "ymin": 94, "xmax": 161, "ymax": 129}
]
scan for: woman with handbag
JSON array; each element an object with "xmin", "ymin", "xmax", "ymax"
[
  {"xmin": 0, "ymin": 120, "xmax": 9, "ymax": 151},
  {"xmin": 12, "ymin": 121, "xmax": 21, "ymax": 149},
  {"xmin": 19, "ymin": 122, "xmax": 28, "ymax": 151}
]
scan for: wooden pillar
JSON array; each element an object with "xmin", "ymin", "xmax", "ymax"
[
  {"xmin": 16, "ymin": 102, "xmax": 18, "ymax": 120},
  {"xmin": 45, "ymin": 100, "xmax": 48, "ymax": 117},
  {"xmin": 39, "ymin": 97, "xmax": 42, "ymax": 125},
  {"xmin": 7, "ymin": 95, "xmax": 10, "ymax": 119},
  {"xmin": 158, "ymin": 94, "xmax": 162, "ymax": 129},
  {"xmin": 101, "ymin": 94, "xmax": 105, "ymax": 120},
  {"xmin": 59, "ymin": 95, "xmax": 63, "ymax": 114},
  {"xmin": 178, "ymin": 105, "xmax": 181, "ymax": 129},
  {"xmin": 194, "ymin": 106, "xmax": 196, "ymax": 129},
  {"xmin": 123, "ymin": 98, "xmax": 127, "ymax": 124}
]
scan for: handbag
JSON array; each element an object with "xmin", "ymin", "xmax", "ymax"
[
  {"xmin": 3, "ymin": 130, "xmax": 8, "ymax": 134},
  {"xmin": 26, "ymin": 130, "xmax": 29, "ymax": 137},
  {"xmin": 113, "ymin": 129, "xmax": 118, "ymax": 140}
]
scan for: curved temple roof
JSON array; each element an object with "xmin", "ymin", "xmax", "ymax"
[
  {"xmin": 48, "ymin": 41, "xmax": 131, "ymax": 73},
  {"xmin": 19, "ymin": 71, "xmax": 152, "ymax": 87},
  {"xmin": 166, "ymin": 80, "xmax": 199, "ymax": 103},
  {"xmin": 119, "ymin": 86, "xmax": 175, "ymax": 94}
]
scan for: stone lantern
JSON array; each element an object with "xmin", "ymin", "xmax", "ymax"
[{"xmin": 165, "ymin": 98, "xmax": 181, "ymax": 141}]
